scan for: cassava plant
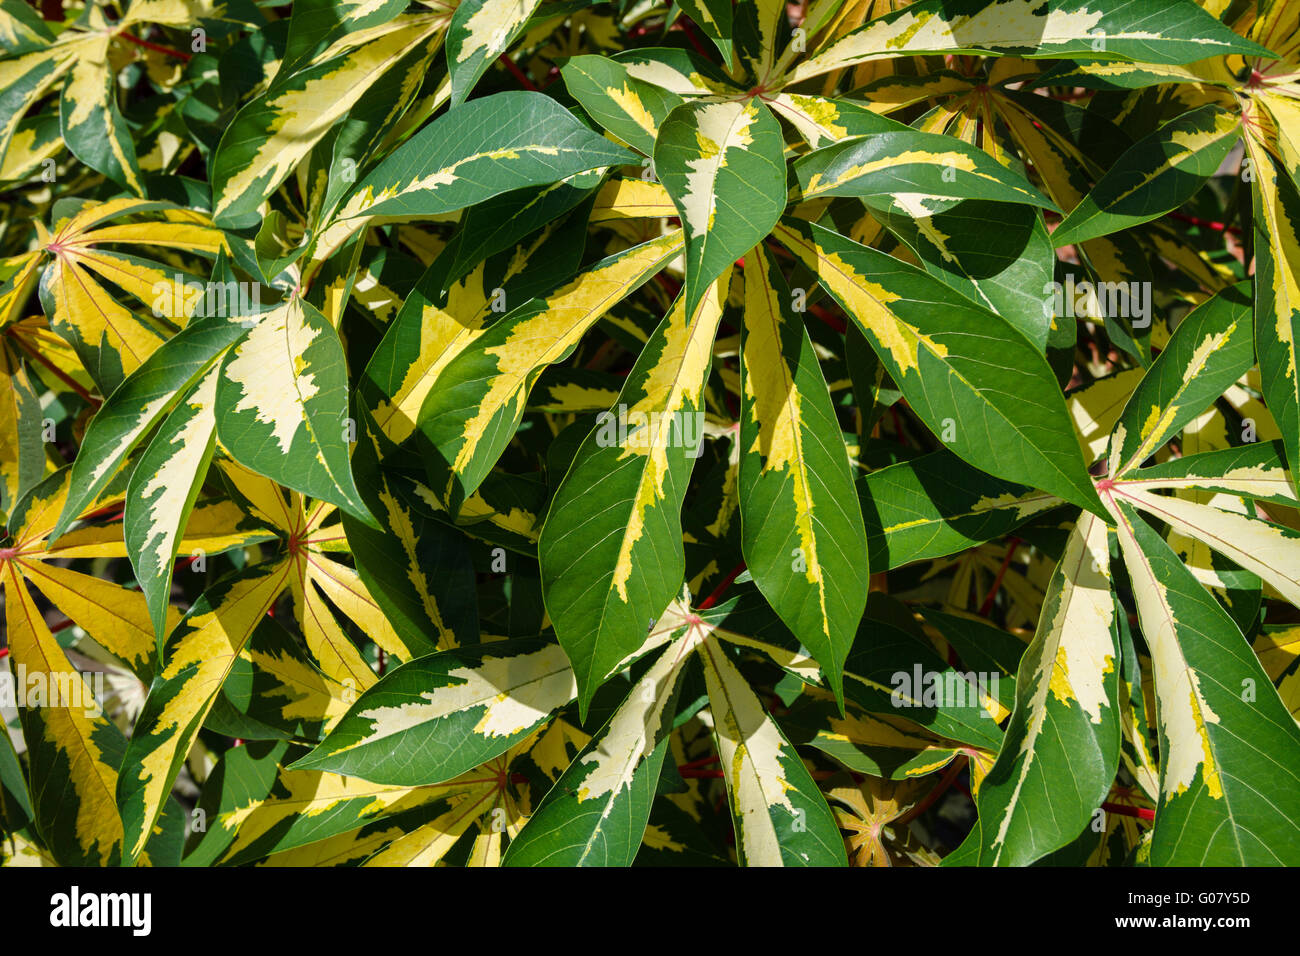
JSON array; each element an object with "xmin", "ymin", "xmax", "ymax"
[{"xmin": 0, "ymin": 0, "xmax": 1298, "ymax": 870}]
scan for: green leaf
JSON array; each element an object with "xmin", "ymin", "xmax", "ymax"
[
  {"xmin": 290, "ymin": 639, "xmax": 578, "ymax": 786},
  {"xmin": 319, "ymin": 91, "xmax": 635, "ymax": 253},
  {"xmin": 774, "ymin": 218, "xmax": 1105, "ymax": 516},
  {"xmin": 541, "ymin": 269, "xmax": 725, "ymax": 713},
  {"xmin": 956, "ymin": 512, "xmax": 1121, "ymax": 865},
  {"xmin": 1051, "ymin": 105, "xmax": 1241, "ymax": 248},
  {"xmin": 859, "ymin": 450, "xmax": 1062, "ymax": 570},
  {"xmin": 787, "ymin": 0, "xmax": 1274, "ymax": 85},
  {"xmin": 676, "ymin": 0, "xmax": 734, "ymax": 67},
  {"xmin": 1246, "ymin": 136, "xmax": 1300, "ymax": 491},
  {"xmin": 654, "ymin": 97, "xmax": 785, "ymax": 320},
  {"xmin": 1107, "ymin": 497, "xmax": 1300, "ymax": 865},
  {"xmin": 867, "ymin": 198, "xmax": 1056, "ymax": 351},
  {"xmin": 561, "ymin": 55, "xmax": 684, "ymax": 157},
  {"xmin": 738, "ymin": 248, "xmax": 869, "ymax": 704},
  {"xmin": 210, "ymin": 14, "xmax": 447, "ymax": 229},
  {"xmin": 59, "ymin": 36, "xmax": 143, "ymax": 195},
  {"xmin": 793, "ymin": 131, "xmax": 1058, "ymax": 210},
  {"xmin": 446, "ymin": 0, "xmax": 544, "ymax": 107},
  {"xmin": 125, "ymin": 368, "xmax": 220, "ymax": 641},
  {"xmin": 118, "ymin": 559, "xmax": 295, "ymax": 863},
  {"xmin": 1108, "ymin": 282, "xmax": 1254, "ymax": 477},
  {"xmin": 215, "ymin": 297, "xmax": 373, "ymax": 524}
]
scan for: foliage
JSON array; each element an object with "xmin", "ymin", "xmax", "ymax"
[{"xmin": 1, "ymin": 0, "xmax": 1299, "ymax": 868}]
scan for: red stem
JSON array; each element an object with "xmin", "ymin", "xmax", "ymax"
[
  {"xmin": 675, "ymin": 18, "xmax": 713, "ymax": 61},
  {"xmin": 9, "ymin": 331, "xmax": 99, "ymax": 408},
  {"xmin": 698, "ymin": 561, "xmax": 746, "ymax": 610},
  {"xmin": 118, "ymin": 30, "xmax": 192, "ymax": 62},
  {"xmin": 896, "ymin": 756, "xmax": 968, "ymax": 827},
  {"xmin": 979, "ymin": 537, "xmax": 1022, "ymax": 616},
  {"xmin": 679, "ymin": 755, "xmax": 721, "ymax": 770},
  {"xmin": 1168, "ymin": 210, "xmax": 1241, "ymax": 236},
  {"xmin": 497, "ymin": 52, "xmax": 538, "ymax": 91},
  {"xmin": 1102, "ymin": 801, "xmax": 1156, "ymax": 822}
]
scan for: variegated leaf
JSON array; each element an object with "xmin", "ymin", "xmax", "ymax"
[
  {"xmin": 540, "ymin": 271, "xmax": 725, "ymax": 712},
  {"xmin": 653, "ymin": 98, "xmax": 785, "ymax": 320},
  {"xmin": 774, "ymin": 218, "xmax": 1104, "ymax": 515},
  {"xmin": 291, "ymin": 640, "xmax": 578, "ymax": 786},
  {"xmin": 215, "ymin": 297, "xmax": 372, "ymax": 523},
  {"xmin": 739, "ymin": 248, "xmax": 868, "ymax": 703},
  {"xmin": 955, "ymin": 512, "xmax": 1120, "ymax": 865}
]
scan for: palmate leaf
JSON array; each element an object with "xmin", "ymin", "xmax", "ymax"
[
  {"xmin": 653, "ymin": 98, "xmax": 785, "ymax": 320},
  {"xmin": 0, "ymin": 2, "xmax": 214, "ymax": 191},
  {"xmin": 540, "ymin": 268, "xmax": 726, "ymax": 713},
  {"xmin": 7, "ymin": 469, "xmax": 179, "ymax": 683},
  {"xmin": 739, "ymin": 248, "xmax": 868, "ymax": 704},
  {"xmin": 211, "ymin": 764, "xmax": 471, "ymax": 866},
  {"xmin": 785, "ymin": 0, "xmax": 1273, "ymax": 85},
  {"xmin": 1106, "ymin": 496, "xmax": 1300, "ymax": 865},
  {"xmin": 206, "ymin": 615, "xmax": 352, "ymax": 744},
  {"xmin": 1117, "ymin": 441, "xmax": 1297, "ymax": 508},
  {"xmin": 217, "ymin": 464, "xmax": 419, "ymax": 667},
  {"xmin": 3, "ymin": 561, "xmax": 126, "ymax": 866},
  {"xmin": 291, "ymin": 639, "xmax": 578, "ymax": 786},
  {"xmin": 35, "ymin": 199, "xmax": 224, "ymax": 393},
  {"xmin": 774, "ymin": 218, "xmax": 1104, "ymax": 515},
  {"xmin": 0, "ymin": 469, "xmax": 199, "ymax": 866},
  {"xmin": 954, "ymin": 512, "xmax": 1120, "ymax": 866},
  {"xmin": 1116, "ymin": 484, "xmax": 1300, "ymax": 607}
]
